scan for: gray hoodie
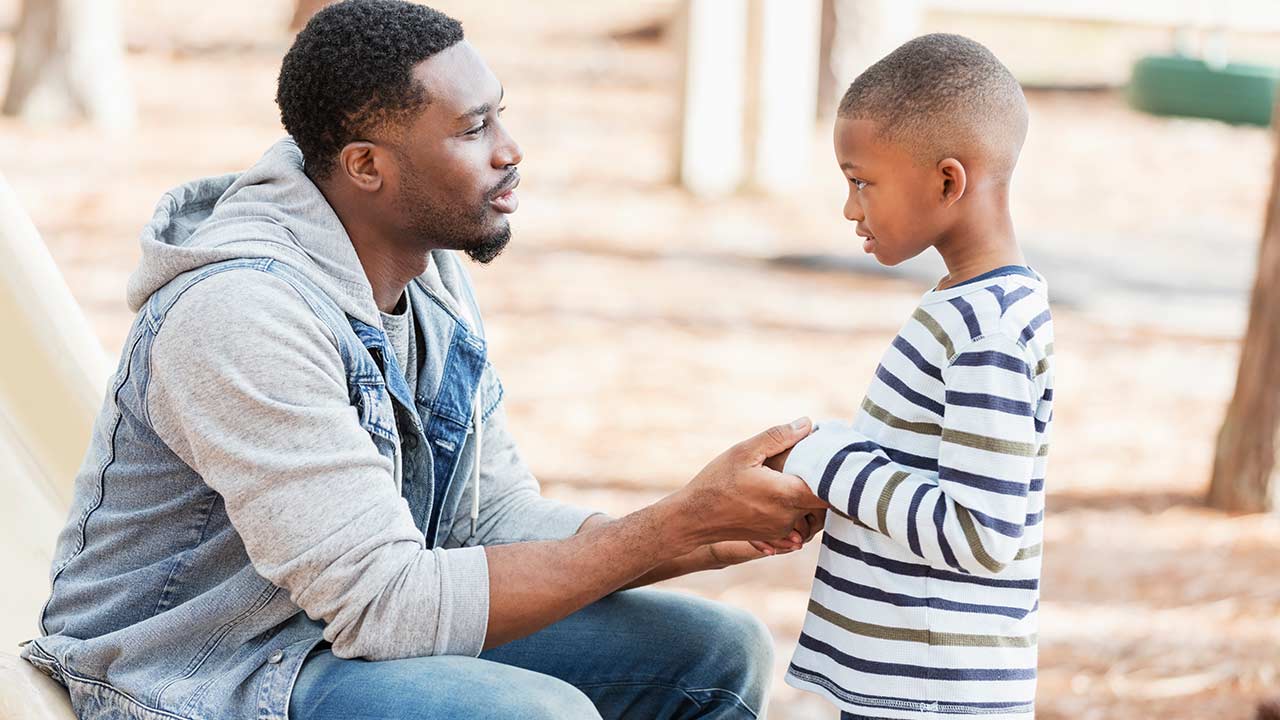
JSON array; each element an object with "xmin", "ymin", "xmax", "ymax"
[{"xmin": 25, "ymin": 138, "xmax": 597, "ymax": 720}]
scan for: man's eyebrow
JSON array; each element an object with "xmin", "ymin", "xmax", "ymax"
[{"xmin": 456, "ymin": 86, "xmax": 505, "ymax": 122}]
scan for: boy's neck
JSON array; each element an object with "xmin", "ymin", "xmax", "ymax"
[{"xmin": 932, "ymin": 206, "xmax": 1023, "ymax": 291}]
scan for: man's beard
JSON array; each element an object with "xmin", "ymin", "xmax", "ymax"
[{"xmin": 396, "ymin": 165, "xmax": 513, "ymax": 264}]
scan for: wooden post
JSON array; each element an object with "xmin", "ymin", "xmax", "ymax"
[
  {"xmin": 1207, "ymin": 92, "xmax": 1280, "ymax": 513},
  {"xmin": 2, "ymin": 0, "xmax": 134, "ymax": 130},
  {"xmin": 677, "ymin": 0, "xmax": 750, "ymax": 197}
]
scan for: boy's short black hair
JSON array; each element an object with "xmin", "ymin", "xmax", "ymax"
[
  {"xmin": 276, "ymin": 0, "xmax": 464, "ymax": 180},
  {"xmin": 838, "ymin": 33, "xmax": 1027, "ymax": 175}
]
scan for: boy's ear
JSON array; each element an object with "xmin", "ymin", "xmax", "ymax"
[{"xmin": 936, "ymin": 157, "xmax": 967, "ymax": 208}]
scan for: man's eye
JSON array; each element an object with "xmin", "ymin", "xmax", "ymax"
[{"xmin": 466, "ymin": 122, "xmax": 486, "ymax": 136}]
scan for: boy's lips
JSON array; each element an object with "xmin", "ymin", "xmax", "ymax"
[{"xmin": 857, "ymin": 232, "xmax": 876, "ymax": 254}]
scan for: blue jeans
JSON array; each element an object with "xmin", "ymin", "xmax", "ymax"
[{"xmin": 288, "ymin": 589, "xmax": 775, "ymax": 719}]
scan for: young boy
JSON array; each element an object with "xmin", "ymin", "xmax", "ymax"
[{"xmin": 771, "ymin": 34, "xmax": 1054, "ymax": 719}]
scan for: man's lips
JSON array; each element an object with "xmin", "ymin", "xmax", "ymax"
[{"xmin": 489, "ymin": 173, "xmax": 520, "ymax": 214}]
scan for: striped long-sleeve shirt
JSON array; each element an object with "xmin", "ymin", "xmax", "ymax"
[{"xmin": 783, "ymin": 265, "xmax": 1055, "ymax": 720}]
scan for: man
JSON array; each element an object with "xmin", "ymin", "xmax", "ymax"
[{"xmin": 21, "ymin": 2, "xmax": 828, "ymax": 719}]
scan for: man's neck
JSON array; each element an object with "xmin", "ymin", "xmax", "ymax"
[
  {"xmin": 318, "ymin": 180, "xmax": 431, "ymax": 314},
  {"xmin": 932, "ymin": 203, "xmax": 1023, "ymax": 291}
]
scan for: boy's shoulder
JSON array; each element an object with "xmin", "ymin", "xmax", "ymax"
[{"xmin": 917, "ymin": 270, "xmax": 1052, "ymax": 361}]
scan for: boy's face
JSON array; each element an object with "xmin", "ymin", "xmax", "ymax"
[{"xmin": 833, "ymin": 117, "xmax": 945, "ymax": 266}]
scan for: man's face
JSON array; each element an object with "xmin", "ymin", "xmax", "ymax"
[
  {"xmin": 833, "ymin": 117, "xmax": 943, "ymax": 267},
  {"xmin": 386, "ymin": 41, "xmax": 521, "ymax": 263}
]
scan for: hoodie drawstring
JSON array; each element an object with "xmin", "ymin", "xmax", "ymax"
[{"xmin": 470, "ymin": 391, "xmax": 482, "ymax": 539}]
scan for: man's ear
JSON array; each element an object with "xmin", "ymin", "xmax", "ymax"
[
  {"xmin": 937, "ymin": 157, "xmax": 967, "ymax": 208},
  {"xmin": 338, "ymin": 141, "xmax": 385, "ymax": 193}
]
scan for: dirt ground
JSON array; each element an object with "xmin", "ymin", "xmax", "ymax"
[{"xmin": 1, "ymin": 1, "xmax": 1278, "ymax": 718}]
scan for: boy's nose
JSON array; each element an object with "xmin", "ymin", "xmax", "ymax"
[{"xmin": 844, "ymin": 194, "xmax": 864, "ymax": 222}]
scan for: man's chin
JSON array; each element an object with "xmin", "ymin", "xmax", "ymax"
[{"xmin": 464, "ymin": 225, "xmax": 512, "ymax": 264}]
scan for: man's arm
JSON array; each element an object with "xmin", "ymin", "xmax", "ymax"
[{"xmin": 481, "ymin": 418, "xmax": 828, "ymax": 649}]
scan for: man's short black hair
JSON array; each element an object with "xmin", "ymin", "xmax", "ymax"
[
  {"xmin": 276, "ymin": 0, "xmax": 464, "ymax": 181},
  {"xmin": 839, "ymin": 33, "xmax": 1027, "ymax": 176}
]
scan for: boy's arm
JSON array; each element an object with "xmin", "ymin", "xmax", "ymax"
[{"xmin": 784, "ymin": 332, "xmax": 1043, "ymax": 577}]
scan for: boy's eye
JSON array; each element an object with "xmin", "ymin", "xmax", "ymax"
[{"xmin": 850, "ymin": 177, "xmax": 867, "ymax": 191}]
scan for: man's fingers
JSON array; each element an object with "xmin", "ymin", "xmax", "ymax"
[{"xmin": 738, "ymin": 417, "xmax": 812, "ymax": 464}]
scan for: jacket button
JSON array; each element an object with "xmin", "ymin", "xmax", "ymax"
[{"xmin": 267, "ymin": 650, "xmax": 284, "ymax": 664}]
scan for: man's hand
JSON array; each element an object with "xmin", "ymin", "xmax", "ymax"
[{"xmin": 672, "ymin": 417, "xmax": 829, "ymax": 549}]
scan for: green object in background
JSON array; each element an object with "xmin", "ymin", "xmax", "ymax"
[{"xmin": 1128, "ymin": 54, "xmax": 1279, "ymax": 127}]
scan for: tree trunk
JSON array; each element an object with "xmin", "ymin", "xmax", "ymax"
[
  {"xmin": 290, "ymin": 0, "xmax": 336, "ymax": 31},
  {"xmin": 2, "ymin": 0, "xmax": 133, "ymax": 129},
  {"xmin": 1207, "ymin": 94, "xmax": 1280, "ymax": 513}
]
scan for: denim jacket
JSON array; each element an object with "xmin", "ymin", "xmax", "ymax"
[{"xmin": 22, "ymin": 139, "xmax": 596, "ymax": 720}]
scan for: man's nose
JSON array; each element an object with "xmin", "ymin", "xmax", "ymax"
[{"xmin": 494, "ymin": 123, "xmax": 522, "ymax": 169}]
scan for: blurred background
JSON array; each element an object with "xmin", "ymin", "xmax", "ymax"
[{"xmin": 1, "ymin": 1, "xmax": 1278, "ymax": 718}]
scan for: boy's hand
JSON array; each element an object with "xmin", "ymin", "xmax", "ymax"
[{"xmin": 748, "ymin": 509, "xmax": 826, "ymax": 555}]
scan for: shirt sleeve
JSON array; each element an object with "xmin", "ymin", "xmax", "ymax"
[
  {"xmin": 446, "ymin": 401, "xmax": 602, "ymax": 547},
  {"xmin": 146, "ymin": 270, "xmax": 490, "ymax": 660},
  {"xmin": 784, "ymin": 332, "xmax": 1042, "ymax": 576}
]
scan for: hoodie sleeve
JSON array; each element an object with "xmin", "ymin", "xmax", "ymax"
[
  {"xmin": 146, "ymin": 269, "xmax": 490, "ymax": 660},
  {"xmin": 447, "ymin": 401, "xmax": 601, "ymax": 548}
]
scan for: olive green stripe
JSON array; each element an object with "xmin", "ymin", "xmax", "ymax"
[
  {"xmin": 941, "ymin": 428, "xmax": 1038, "ymax": 457},
  {"xmin": 876, "ymin": 471, "xmax": 911, "ymax": 535},
  {"xmin": 912, "ymin": 308, "xmax": 955, "ymax": 359},
  {"xmin": 862, "ymin": 397, "xmax": 942, "ymax": 436},
  {"xmin": 1034, "ymin": 357, "xmax": 1050, "ymax": 377},
  {"xmin": 956, "ymin": 505, "xmax": 1007, "ymax": 574},
  {"xmin": 1015, "ymin": 543, "xmax": 1042, "ymax": 560},
  {"xmin": 1037, "ymin": 444, "xmax": 1050, "ymax": 457},
  {"xmin": 808, "ymin": 600, "xmax": 1036, "ymax": 648}
]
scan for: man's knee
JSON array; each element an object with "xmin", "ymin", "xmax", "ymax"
[
  {"xmin": 707, "ymin": 603, "xmax": 775, "ymax": 681},
  {"xmin": 511, "ymin": 674, "xmax": 602, "ymax": 720}
]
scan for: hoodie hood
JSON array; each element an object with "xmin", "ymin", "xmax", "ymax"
[{"xmin": 128, "ymin": 138, "xmax": 383, "ymax": 327}]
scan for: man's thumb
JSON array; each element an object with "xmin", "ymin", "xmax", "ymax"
[{"xmin": 743, "ymin": 417, "xmax": 811, "ymax": 462}]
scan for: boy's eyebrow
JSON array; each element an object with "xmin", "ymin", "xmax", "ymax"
[
  {"xmin": 840, "ymin": 162, "xmax": 863, "ymax": 171},
  {"xmin": 456, "ymin": 86, "xmax": 505, "ymax": 122}
]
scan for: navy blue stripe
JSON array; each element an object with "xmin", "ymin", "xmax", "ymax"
[
  {"xmin": 875, "ymin": 365, "xmax": 945, "ymax": 416},
  {"xmin": 818, "ymin": 442, "xmax": 880, "ymax": 500},
  {"xmin": 1000, "ymin": 285, "xmax": 1034, "ymax": 313},
  {"xmin": 891, "ymin": 336, "xmax": 943, "ymax": 382},
  {"xmin": 905, "ymin": 484, "xmax": 929, "ymax": 558},
  {"xmin": 1042, "ymin": 388, "xmax": 1054, "ymax": 401},
  {"xmin": 1029, "ymin": 477, "xmax": 1045, "ymax": 492},
  {"xmin": 948, "ymin": 265, "xmax": 1038, "ymax": 288},
  {"xmin": 969, "ymin": 507, "xmax": 1025, "ymax": 538},
  {"xmin": 1034, "ymin": 417, "xmax": 1047, "ymax": 433},
  {"xmin": 934, "ymin": 496, "xmax": 962, "ymax": 571},
  {"xmin": 881, "ymin": 444, "xmax": 938, "ymax": 473},
  {"xmin": 814, "ymin": 567, "xmax": 1033, "ymax": 619},
  {"xmin": 798, "ymin": 632, "xmax": 1038, "ymax": 681},
  {"xmin": 822, "ymin": 532, "xmax": 1039, "ymax": 590},
  {"xmin": 946, "ymin": 390, "xmax": 1033, "ymax": 417},
  {"xmin": 985, "ymin": 284, "xmax": 1005, "ymax": 309},
  {"xmin": 1025, "ymin": 509, "xmax": 1043, "ymax": 526},
  {"xmin": 948, "ymin": 296, "xmax": 982, "ymax": 340},
  {"xmin": 790, "ymin": 664, "xmax": 1036, "ymax": 714},
  {"xmin": 950, "ymin": 350, "xmax": 1031, "ymax": 376},
  {"xmin": 939, "ymin": 465, "xmax": 1029, "ymax": 497},
  {"xmin": 848, "ymin": 456, "xmax": 890, "ymax": 518},
  {"xmin": 1019, "ymin": 309, "xmax": 1051, "ymax": 345}
]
